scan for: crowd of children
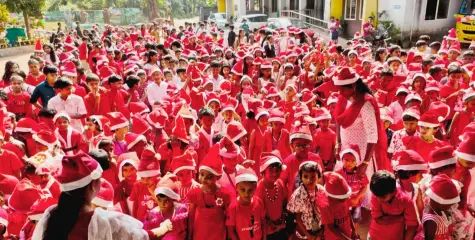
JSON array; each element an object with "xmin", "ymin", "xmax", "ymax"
[{"xmin": 0, "ymin": 19, "xmax": 474, "ymax": 239}]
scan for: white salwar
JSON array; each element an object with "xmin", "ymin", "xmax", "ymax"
[{"xmin": 32, "ymin": 206, "xmax": 149, "ymax": 240}]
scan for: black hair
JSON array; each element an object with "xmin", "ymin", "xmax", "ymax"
[
  {"xmin": 429, "ymin": 65, "xmax": 443, "ymax": 75},
  {"xmin": 54, "ymin": 78, "xmax": 73, "ymax": 89},
  {"xmin": 400, "ymin": 50, "xmax": 407, "ymax": 57},
  {"xmin": 448, "ymin": 65, "xmax": 463, "ymax": 75},
  {"xmin": 125, "ymin": 75, "xmax": 140, "ymax": 89},
  {"xmin": 422, "ymin": 58, "xmax": 433, "ymax": 67},
  {"xmin": 380, "ymin": 70, "xmax": 393, "ymax": 78},
  {"xmin": 108, "ymin": 75, "xmax": 122, "ymax": 85},
  {"xmin": 298, "ymin": 162, "xmax": 322, "ymax": 180},
  {"xmin": 396, "ymin": 169, "xmax": 421, "ymax": 180},
  {"xmin": 146, "ymin": 50, "xmax": 158, "ymax": 64},
  {"xmin": 2, "ymin": 61, "xmax": 18, "ymax": 84},
  {"xmin": 210, "ymin": 61, "xmax": 221, "ymax": 68},
  {"xmin": 389, "ymin": 45, "xmax": 401, "ymax": 55},
  {"xmin": 463, "ymin": 50, "xmax": 475, "ymax": 57},
  {"xmin": 89, "ymin": 149, "xmax": 110, "ymax": 171},
  {"xmin": 370, "ymin": 170, "xmax": 396, "ymax": 197},
  {"xmin": 98, "ymin": 138, "xmax": 113, "ymax": 149},
  {"xmin": 43, "ymin": 43, "xmax": 57, "ymax": 64},
  {"xmin": 429, "ymin": 41, "xmax": 441, "ymax": 50},
  {"xmin": 198, "ymin": 106, "xmax": 216, "ymax": 119},
  {"xmin": 246, "ymin": 111, "xmax": 256, "ymax": 120},
  {"xmin": 38, "ymin": 108, "xmax": 57, "ymax": 118},
  {"xmin": 86, "ymin": 116, "xmax": 102, "ymax": 131},
  {"xmin": 28, "ymin": 59, "xmax": 39, "ymax": 66},
  {"xmin": 42, "ymin": 184, "xmax": 90, "ymax": 239},
  {"xmin": 340, "ymin": 78, "xmax": 373, "ymax": 96},
  {"xmin": 43, "ymin": 65, "xmax": 59, "ymax": 75},
  {"xmin": 419, "ymin": 35, "xmax": 430, "ymax": 41},
  {"xmin": 415, "ymin": 41, "xmax": 427, "ymax": 47},
  {"xmin": 342, "ymin": 49, "xmax": 350, "ymax": 56},
  {"xmin": 212, "ymin": 133, "xmax": 224, "ymax": 145},
  {"xmin": 402, "ymin": 115, "xmax": 418, "ymax": 122},
  {"xmin": 86, "ymin": 73, "xmax": 100, "ymax": 83},
  {"xmin": 429, "ymin": 163, "xmax": 456, "ymax": 175},
  {"xmin": 166, "ymin": 135, "xmax": 188, "ymax": 150},
  {"xmin": 176, "ymin": 67, "xmax": 186, "ymax": 74},
  {"xmin": 23, "ymin": 162, "xmax": 37, "ymax": 176}
]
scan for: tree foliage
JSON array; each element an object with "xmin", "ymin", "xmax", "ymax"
[
  {"xmin": 0, "ymin": 4, "xmax": 10, "ymax": 23},
  {"xmin": 1, "ymin": 0, "xmax": 45, "ymax": 17}
]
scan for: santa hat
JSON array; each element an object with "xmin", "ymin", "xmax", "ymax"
[
  {"xmin": 333, "ymin": 67, "xmax": 359, "ymax": 86},
  {"xmin": 340, "ymin": 144, "xmax": 361, "ymax": 164},
  {"xmin": 53, "ymin": 111, "xmax": 71, "ymax": 123},
  {"xmin": 392, "ymin": 150, "xmax": 428, "ymax": 171},
  {"xmin": 59, "ymin": 52, "xmax": 74, "ymax": 63},
  {"xmin": 463, "ymin": 88, "xmax": 475, "ymax": 102},
  {"xmin": 98, "ymin": 66, "xmax": 116, "ymax": 81},
  {"xmin": 117, "ymin": 152, "xmax": 139, "ymax": 181},
  {"xmin": 131, "ymin": 114, "xmax": 152, "ymax": 136},
  {"xmin": 313, "ymin": 108, "xmax": 332, "ymax": 122},
  {"xmin": 125, "ymin": 133, "xmax": 147, "ymax": 150},
  {"xmin": 15, "ymin": 118, "xmax": 37, "ymax": 133},
  {"xmin": 206, "ymin": 92, "xmax": 221, "ymax": 106},
  {"xmin": 27, "ymin": 197, "xmax": 57, "ymax": 221},
  {"xmin": 235, "ymin": 167, "xmax": 258, "ymax": 185},
  {"xmin": 268, "ymin": 108, "xmax": 285, "ymax": 123},
  {"xmin": 221, "ymin": 101, "xmax": 237, "ymax": 113},
  {"xmin": 418, "ymin": 111, "xmax": 441, "ymax": 128},
  {"xmin": 380, "ymin": 107, "xmax": 394, "ymax": 124},
  {"xmin": 254, "ymin": 107, "xmax": 269, "ymax": 121},
  {"xmin": 293, "ymin": 103, "xmax": 310, "ymax": 118},
  {"xmin": 172, "ymin": 116, "xmax": 190, "ymax": 144},
  {"xmin": 261, "ymin": 61, "xmax": 272, "ymax": 69},
  {"xmin": 326, "ymin": 94, "xmax": 339, "ymax": 105},
  {"xmin": 62, "ymin": 61, "xmax": 77, "ymax": 77},
  {"xmin": 34, "ymin": 39, "xmax": 44, "ymax": 53},
  {"xmin": 154, "ymin": 173, "xmax": 181, "ymax": 201},
  {"xmin": 106, "ymin": 112, "xmax": 129, "ymax": 131},
  {"xmin": 32, "ymin": 130, "xmax": 59, "ymax": 152},
  {"xmin": 124, "ymin": 64, "xmax": 138, "ymax": 75},
  {"xmin": 91, "ymin": 179, "xmax": 114, "ymax": 208},
  {"xmin": 200, "ymin": 144, "xmax": 223, "ymax": 176},
  {"xmin": 353, "ymin": 32, "xmax": 362, "ymax": 39},
  {"xmin": 455, "ymin": 132, "xmax": 475, "ymax": 161},
  {"xmin": 260, "ymin": 150, "xmax": 287, "ymax": 172},
  {"xmin": 171, "ymin": 150, "xmax": 196, "ymax": 175},
  {"xmin": 129, "ymin": 102, "xmax": 150, "ymax": 115},
  {"xmin": 56, "ymin": 151, "xmax": 103, "ymax": 192},
  {"xmin": 324, "ymin": 172, "xmax": 352, "ymax": 199},
  {"xmin": 402, "ymin": 106, "xmax": 420, "ymax": 120},
  {"xmin": 396, "ymin": 86, "xmax": 410, "ymax": 96},
  {"xmin": 137, "ymin": 147, "xmax": 161, "ymax": 178},
  {"xmin": 301, "ymin": 89, "xmax": 317, "ymax": 105},
  {"xmin": 231, "ymin": 60, "xmax": 244, "ymax": 76},
  {"xmin": 446, "ymin": 28, "xmax": 457, "ymax": 41},
  {"xmin": 404, "ymin": 92, "xmax": 423, "ymax": 104},
  {"xmin": 425, "ymin": 80, "xmax": 440, "ymax": 92},
  {"xmin": 89, "ymin": 115, "xmax": 111, "ymax": 134},
  {"xmin": 428, "ymin": 101, "xmax": 450, "ymax": 122},
  {"xmin": 425, "ymin": 174, "xmax": 460, "ymax": 204},
  {"xmin": 429, "ymin": 146, "xmax": 457, "ymax": 169},
  {"xmin": 449, "ymin": 41, "xmax": 461, "ymax": 54},
  {"xmin": 146, "ymin": 108, "xmax": 168, "ymax": 129},
  {"xmin": 240, "ymin": 75, "xmax": 252, "ymax": 85},
  {"xmin": 225, "ymin": 122, "xmax": 247, "ymax": 142},
  {"xmin": 290, "ymin": 121, "xmax": 312, "ymax": 141},
  {"xmin": 9, "ymin": 179, "xmax": 45, "ymax": 214}
]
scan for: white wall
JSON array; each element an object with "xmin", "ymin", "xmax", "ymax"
[{"xmin": 416, "ymin": 0, "xmax": 460, "ymax": 33}]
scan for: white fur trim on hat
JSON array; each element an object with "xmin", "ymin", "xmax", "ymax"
[
  {"xmin": 290, "ymin": 133, "xmax": 312, "ymax": 142},
  {"xmin": 314, "ymin": 114, "xmax": 331, "ymax": 122},
  {"xmin": 60, "ymin": 165, "xmax": 103, "ymax": 192},
  {"xmin": 402, "ymin": 111, "xmax": 420, "ymax": 120},
  {"xmin": 455, "ymin": 150, "xmax": 475, "ymax": 162},
  {"xmin": 260, "ymin": 157, "xmax": 287, "ymax": 172},
  {"xmin": 425, "ymin": 87, "xmax": 440, "ymax": 92},
  {"xmin": 32, "ymin": 134, "xmax": 55, "ymax": 150},
  {"xmin": 118, "ymin": 159, "xmax": 139, "ymax": 181},
  {"xmin": 137, "ymin": 170, "xmax": 160, "ymax": 178},
  {"xmin": 199, "ymin": 165, "xmax": 221, "ymax": 176},
  {"xmin": 229, "ymin": 130, "xmax": 247, "ymax": 143},
  {"xmin": 127, "ymin": 135, "xmax": 147, "ymax": 150},
  {"xmin": 425, "ymin": 188, "xmax": 460, "ymax": 204},
  {"xmin": 429, "ymin": 157, "xmax": 457, "ymax": 169},
  {"xmin": 221, "ymin": 106, "xmax": 236, "ymax": 113},
  {"xmin": 28, "ymin": 213, "xmax": 43, "ymax": 221},
  {"xmin": 324, "ymin": 186, "xmax": 352, "ymax": 199},
  {"xmin": 0, "ymin": 216, "xmax": 7, "ymax": 226},
  {"xmin": 235, "ymin": 173, "xmax": 258, "ymax": 184},
  {"xmin": 268, "ymin": 117, "xmax": 285, "ymax": 123},
  {"xmin": 395, "ymin": 163, "xmax": 428, "ymax": 171},
  {"xmin": 53, "ymin": 113, "xmax": 71, "ymax": 123},
  {"xmin": 91, "ymin": 197, "xmax": 114, "ymax": 208},
  {"xmin": 340, "ymin": 149, "xmax": 360, "ymax": 164},
  {"xmin": 154, "ymin": 187, "xmax": 181, "ymax": 201},
  {"xmin": 283, "ymin": 63, "xmax": 294, "ymax": 69},
  {"xmin": 110, "ymin": 121, "xmax": 129, "ymax": 131},
  {"xmin": 463, "ymin": 91, "xmax": 475, "ymax": 102},
  {"xmin": 333, "ymin": 75, "xmax": 359, "ymax": 86},
  {"xmin": 255, "ymin": 111, "xmax": 269, "ymax": 120},
  {"xmin": 62, "ymin": 71, "xmax": 77, "ymax": 77},
  {"xmin": 146, "ymin": 114, "xmax": 163, "ymax": 129},
  {"xmin": 418, "ymin": 121, "xmax": 439, "ymax": 128},
  {"xmin": 173, "ymin": 166, "xmax": 196, "ymax": 175},
  {"xmin": 240, "ymin": 75, "xmax": 252, "ymax": 84},
  {"xmin": 220, "ymin": 145, "xmax": 241, "ymax": 158},
  {"xmin": 381, "ymin": 115, "xmax": 394, "ymax": 124}
]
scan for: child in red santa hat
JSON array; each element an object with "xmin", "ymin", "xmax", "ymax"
[
  {"xmin": 255, "ymin": 150, "xmax": 288, "ymax": 239},
  {"xmin": 20, "ymin": 197, "xmax": 57, "ymax": 240},
  {"xmin": 53, "ymin": 111, "xmax": 89, "ymax": 156},
  {"xmin": 312, "ymin": 107, "xmax": 336, "ymax": 172},
  {"xmin": 448, "ymin": 89, "xmax": 475, "ymax": 146},
  {"xmin": 187, "ymin": 143, "xmax": 233, "ymax": 240},
  {"xmin": 170, "ymin": 150, "xmax": 200, "ymax": 202},
  {"xmin": 114, "ymin": 152, "xmax": 139, "ymax": 215},
  {"xmin": 453, "ymin": 132, "xmax": 475, "ymax": 217},
  {"xmin": 262, "ymin": 108, "xmax": 292, "ymax": 160},
  {"xmin": 196, "ymin": 107, "xmax": 219, "ymax": 167},
  {"xmin": 248, "ymin": 107, "xmax": 270, "ymax": 175},
  {"xmin": 226, "ymin": 167, "xmax": 266, "ymax": 240}
]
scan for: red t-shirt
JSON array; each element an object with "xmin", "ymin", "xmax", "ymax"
[
  {"xmin": 0, "ymin": 149, "xmax": 24, "ymax": 176},
  {"xmin": 312, "ymin": 129, "xmax": 336, "ymax": 161},
  {"xmin": 363, "ymin": 22, "xmax": 374, "ymax": 36},
  {"xmin": 226, "ymin": 197, "xmax": 266, "ymax": 240},
  {"xmin": 402, "ymin": 136, "xmax": 449, "ymax": 162},
  {"xmin": 0, "ymin": 174, "xmax": 19, "ymax": 196},
  {"xmin": 336, "ymin": 168, "xmax": 369, "ymax": 207},
  {"xmin": 255, "ymin": 179, "xmax": 288, "ymax": 234},
  {"xmin": 25, "ymin": 73, "xmax": 46, "ymax": 87},
  {"xmin": 5, "ymin": 92, "xmax": 32, "ymax": 117},
  {"xmin": 320, "ymin": 197, "xmax": 353, "ymax": 239},
  {"xmin": 281, "ymin": 153, "xmax": 323, "ymax": 197},
  {"xmin": 78, "ymin": 43, "xmax": 88, "ymax": 61},
  {"xmin": 130, "ymin": 181, "xmax": 157, "ymax": 222},
  {"xmin": 369, "ymin": 189, "xmax": 419, "ymax": 240}
]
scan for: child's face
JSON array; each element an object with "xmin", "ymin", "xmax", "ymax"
[
  {"xmin": 342, "ymin": 153, "xmax": 357, "ymax": 171},
  {"xmin": 141, "ymin": 176, "xmax": 157, "ymax": 188},
  {"xmin": 263, "ymin": 163, "xmax": 283, "ymax": 182},
  {"xmin": 271, "ymin": 121, "xmax": 284, "ymax": 132},
  {"xmin": 176, "ymin": 169, "xmax": 193, "ymax": 185},
  {"xmin": 115, "ymin": 126, "xmax": 129, "ymax": 136},
  {"xmin": 285, "ymin": 87, "xmax": 296, "ymax": 98},
  {"xmin": 458, "ymin": 158, "xmax": 475, "ymax": 169},
  {"xmin": 208, "ymin": 102, "xmax": 220, "ymax": 115},
  {"xmin": 55, "ymin": 117, "xmax": 69, "ymax": 130},
  {"xmin": 199, "ymin": 169, "xmax": 218, "ymax": 187},
  {"xmin": 292, "ymin": 139, "xmax": 311, "ymax": 157},
  {"xmin": 317, "ymin": 120, "xmax": 330, "ymax": 130},
  {"xmin": 59, "ymin": 86, "xmax": 73, "ymax": 98},
  {"xmin": 164, "ymin": 73, "xmax": 173, "ymax": 81},
  {"xmin": 200, "ymin": 115, "xmax": 214, "ymax": 129},
  {"xmin": 122, "ymin": 164, "xmax": 137, "ymax": 180},
  {"xmin": 463, "ymin": 55, "xmax": 475, "ymax": 64},
  {"xmin": 236, "ymin": 181, "xmax": 257, "ymax": 204},
  {"xmin": 241, "ymin": 80, "xmax": 251, "ymax": 88},
  {"xmin": 34, "ymin": 140, "xmax": 48, "ymax": 153},
  {"xmin": 389, "ymin": 62, "xmax": 400, "ymax": 72},
  {"xmin": 101, "ymin": 143, "xmax": 114, "ymax": 158},
  {"xmin": 86, "ymin": 120, "xmax": 97, "ymax": 132},
  {"xmin": 383, "ymin": 120, "xmax": 391, "ymax": 129},
  {"xmin": 204, "ymin": 83, "xmax": 213, "ymax": 92},
  {"xmin": 466, "ymin": 98, "xmax": 475, "ymax": 112},
  {"xmin": 223, "ymin": 67, "xmax": 230, "ymax": 75},
  {"xmin": 419, "ymin": 126, "xmax": 436, "ymax": 139},
  {"xmin": 403, "ymin": 120, "xmax": 418, "ymax": 134},
  {"xmin": 152, "ymin": 72, "xmax": 162, "ymax": 82},
  {"xmin": 29, "ymin": 64, "xmax": 39, "ymax": 75},
  {"xmin": 157, "ymin": 195, "xmax": 174, "ymax": 211},
  {"xmin": 223, "ymin": 110, "xmax": 233, "ymax": 122},
  {"xmin": 380, "ymin": 76, "xmax": 392, "ymax": 89},
  {"xmin": 257, "ymin": 115, "xmax": 269, "ymax": 128},
  {"xmin": 110, "ymin": 81, "xmax": 122, "ymax": 90},
  {"xmin": 11, "ymin": 79, "xmax": 23, "ymax": 92},
  {"xmin": 448, "ymin": 73, "xmax": 462, "ymax": 83},
  {"xmin": 284, "ymin": 68, "xmax": 293, "ymax": 77},
  {"xmin": 300, "ymin": 170, "xmax": 318, "ymax": 188}
]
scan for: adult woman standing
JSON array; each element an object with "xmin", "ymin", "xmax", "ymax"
[
  {"xmin": 333, "ymin": 68, "xmax": 391, "ymax": 181},
  {"xmin": 32, "ymin": 152, "xmax": 170, "ymax": 240}
]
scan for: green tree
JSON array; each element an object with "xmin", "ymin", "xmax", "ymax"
[
  {"xmin": 0, "ymin": 4, "xmax": 10, "ymax": 33},
  {"xmin": 1, "ymin": 0, "xmax": 46, "ymax": 39}
]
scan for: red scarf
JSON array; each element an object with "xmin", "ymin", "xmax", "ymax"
[{"xmin": 335, "ymin": 93, "xmax": 391, "ymax": 171}]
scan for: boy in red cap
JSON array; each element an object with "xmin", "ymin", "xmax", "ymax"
[
  {"xmin": 21, "ymin": 197, "xmax": 57, "ymax": 240},
  {"xmin": 262, "ymin": 108, "xmax": 292, "ymax": 160},
  {"xmin": 171, "ymin": 150, "xmax": 200, "ymax": 202},
  {"xmin": 311, "ymin": 107, "xmax": 336, "ymax": 172},
  {"xmin": 196, "ymin": 107, "xmax": 218, "ymax": 166},
  {"xmin": 53, "ymin": 112, "xmax": 88, "ymax": 156},
  {"xmin": 6, "ymin": 75, "xmax": 33, "ymax": 120},
  {"xmin": 114, "ymin": 152, "xmax": 139, "ymax": 215},
  {"xmin": 388, "ymin": 107, "xmax": 419, "ymax": 159},
  {"xmin": 107, "ymin": 112, "xmax": 129, "ymax": 157}
]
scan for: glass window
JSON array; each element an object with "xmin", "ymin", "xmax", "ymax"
[
  {"xmin": 359, "ymin": 0, "xmax": 365, "ymax": 20},
  {"xmin": 426, "ymin": 0, "xmax": 451, "ymax": 20},
  {"xmin": 459, "ymin": 0, "xmax": 475, "ymax": 15},
  {"xmin": 272, "ymin": 0, "xmax": 278, "ymax": 12},
  {"xmin": 437, "ymin": 0, "xmax": 450, "ymax": 19},
  {"xmin": 345, "ymin": 0, "xmax": 357, "ymax": 20}
]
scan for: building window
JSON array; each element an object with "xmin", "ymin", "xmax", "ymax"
[
  {"xmin": 359, "ymin": 0, "xmax": 365, "ymax": 20},
  {"xmin": 272, "ymin": 0, "xmax": 277, "ymax": 12},
  {"xmin": 345, "ymin": 0, "xmax": 357, "ymax": 20},
  {"xmin": 425, "ymin": 0, "xmax": 450, "ymax": 20}
]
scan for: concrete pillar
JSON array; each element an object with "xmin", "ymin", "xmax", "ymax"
[
  {"xmin": 250, "ymin": 0, "xmax": 255, "ymax": 11},
  {"xmin": 299, "ymin": 0, "xmax": 306, "ymax": 10},
  {"xmin": 218, "ymin": 0, "xmax": 226, "ymax": 12},
  {"xmin": 330, "ymin": 0, "xmax": 343, "ymax": 20}
]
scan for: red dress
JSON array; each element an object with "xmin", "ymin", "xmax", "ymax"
[
  {"xmin": 249, "ymin": 126, "xmax": 267, "ymax": 175},
  {"xmin": 255, "ymin": 179, "xmax": 288, "ymax": 235},
  {"xmin": 25, "ymin": 73, "xmax": 45, "ymax": 87},
  {"xmin": 226, "ymin": 197, "xmax": 266, "ymax": 240},
  {"xmin": 312, "ymin": 129, "xmax": 336, "ymax": 163},
  {"xmin": 55, "ymin": 127, "xmax": 89, "ymax": 156},
  {"xmin": 5, "ymin": 92, "xmax": 32, "ymax": 118},
  {"xmin": 449, "ymin": 110, "xmax": 473, "ymax": 146},
  {"xmin": 262, "ymin": 129, "xmax": 291, "ymax": 160},
  {"xmin": 187, "ymin": 187, "xmax": 233, "ymax": 240},
  {"xmin": 402, "ymin": 136, "xmax": 449, "ymax": 162},
  {"xmin": 0, "ymin": 149, "xmax": 24, "ymax": 177},
  {"xmin": 196, "ymin": 128, "xmax": 218, "ymax": 167}
]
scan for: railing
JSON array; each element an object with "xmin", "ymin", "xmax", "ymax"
[{"xmin": 280, "ymin": 10, "xmax": 329, "ymax": 32}]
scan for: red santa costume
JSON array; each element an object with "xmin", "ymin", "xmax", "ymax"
[
  {"xmin": 20, "ymin": 197, "xmax": 57, "ymax": 240},
  {"xmin": 262, "ymin": 108, "xmax": 292, "ymax": 160},
  {"xmin": 53, "ymin": 112, "xmax": 88, "ymax": 156}
]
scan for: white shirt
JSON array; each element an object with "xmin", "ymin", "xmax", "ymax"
[
  {"xmin": 146, "ymin": 81, "xmax": 168, "ymax": 106},
  {"xmin": 47, "ymin": 94, "xmax": 87, "ymax": 131},
  {"xmin": 209, "ymin": 74, "xmax": 225, "ymax": 90}
]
